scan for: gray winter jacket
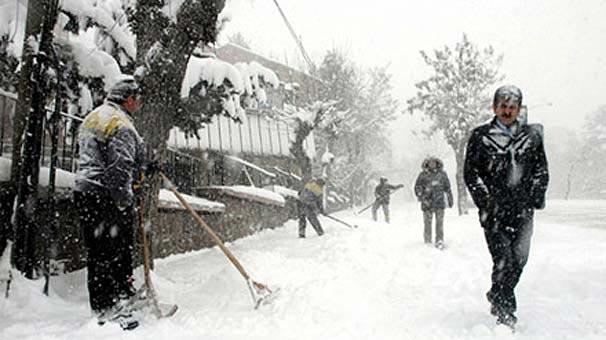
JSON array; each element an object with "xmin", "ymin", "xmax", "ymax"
[
  {"xmin": 75, "ymin": 101, "xmax": 145, "ymax": 208},
  {"xmin": 414, "ymin": 157, "xmax": 453, "ymax": 211}
]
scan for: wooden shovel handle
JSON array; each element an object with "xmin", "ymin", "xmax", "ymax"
[{"xmin": 159, "ymin": 173, "xmax": 251, "ymax": 281}]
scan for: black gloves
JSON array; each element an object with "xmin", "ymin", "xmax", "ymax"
[{"xmin": 144, "ymin": 160, "xmax": 163, "ymax": 178}]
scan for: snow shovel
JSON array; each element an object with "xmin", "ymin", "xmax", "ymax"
[
  {"xmin": 159, "ymin": 172, "xmax": 279, "ymax": 309},
  {"xmin": 136, "ymin": 197, "xmax": 178, "ymax": 318},
  {"xmin": 322, "ymin": 213, "xmax": 358, "ymax": 229}
]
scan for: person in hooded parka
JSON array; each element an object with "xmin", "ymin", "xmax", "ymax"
[{"xmin": 414, "ymin": 157, "xmax": 453, "ymax": 249}]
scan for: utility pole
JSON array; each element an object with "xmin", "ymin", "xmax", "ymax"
[{"xmin": 12, "ymin": 0, "xmax": 59, "ymax": 279}]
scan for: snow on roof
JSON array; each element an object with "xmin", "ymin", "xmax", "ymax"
[
  {"xmin": 204, "ymin": 185, "xmax": 285, "ymax": 207},
  {"xmin": 181, "ymin": 56, "xmax": 244, "ymax": 98},
  {"xmin": 158, "ymin": 189, "xmax": 225, "ymax": 213},
  {"xmin": 263, "ymin": 184, "xmax": 299, "ymax": 199},
  {"xmin": 225, "ymin": 155, "xmax": 276, "ymax": 178}
]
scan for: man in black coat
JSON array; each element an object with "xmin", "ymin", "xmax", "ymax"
[
  {"xmin": 372, "ymin": 177, "xmax": 403, "ymax": 223},
  {"xmin": 464, "ymin": 85, "xmax": 549, "ymax": 329},
  {"xmin": 414, "ymin": 157, "xmax": 453, "ymax": 249}
]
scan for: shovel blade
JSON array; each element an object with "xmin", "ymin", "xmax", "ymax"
[{"xmin": 248, "ymin": 280, "xmax": 280, "ymax": 309}]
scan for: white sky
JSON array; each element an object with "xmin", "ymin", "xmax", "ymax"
[{"xmin": 220, "ymin": 0, "xmax": 606, "ymax": 133}]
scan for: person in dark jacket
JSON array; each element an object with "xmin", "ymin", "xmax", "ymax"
[
  {"xmin": 297, "ymin": 178, "xmax": 326, "ymax": 238},
  {"xmin": 372, "ymin": 177, "xmax": 403, "ymax": 223},
  {"xmin": 414, "ymin": 157, "xmax": 453, "ymax": 249},
  {"xmin": 74, "ymin": 77, "xmax": 145, "ymax": 330},
  {"xmin": 464, "ymin": 85, "xmax": 549, "ymax": 329}
]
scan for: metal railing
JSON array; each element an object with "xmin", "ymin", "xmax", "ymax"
[{"xmin": 0, "ymin": 90, "xmax": 82, "ymax": 174}]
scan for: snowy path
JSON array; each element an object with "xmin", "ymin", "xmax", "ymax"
[{"xmin": 1, "ymin": 200, "xmax": 606, "ymax": 340}]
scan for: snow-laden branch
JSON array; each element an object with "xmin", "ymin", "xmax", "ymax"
[
  {"xmin": 58, "ymin": 35, "xmax": 122, "ymax": 91},
  {"xmin": 61, "ymin": 0, "xmax": 136, "ymax": 60}
]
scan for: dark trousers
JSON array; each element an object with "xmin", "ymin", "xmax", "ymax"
[
  {"xmin": 372, "ymin": 201, "xmax": 390, "ymax": 223},
  {"xmin": 298, "ymin": 202, "xmax": 324, "ymax": 237},
  {"xmin": 484, "ymin": 211, "xmax": 533, "ymax": 315},
  {"xmin": 423, "ymin": 209, "xmax": 444, "ymax": 244},
  {"xmin": 74, "ymin": 191, "xmax": 135, "ymax": 314}
]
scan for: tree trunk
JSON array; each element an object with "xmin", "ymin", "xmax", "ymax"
[
  {"xmin": 290, "ymin": 122, "xmax": 313, "ymax": 186},
  {"xmin": 454, "ymin": 143, "xmax": 469, "ymax": 215},
  {"xmin": 12, "ymin": 0, "xmax": 59, "ymax": 278}
]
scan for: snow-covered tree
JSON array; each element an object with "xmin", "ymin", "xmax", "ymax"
[
  {"xmin": 406, "ymin": 34, "xmax": 503, "ymax": 215},
  {"xmin": 314, "ymin": 50, "xmax": 399, "ymax": 206}
]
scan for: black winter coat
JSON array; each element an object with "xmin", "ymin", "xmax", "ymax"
[
  {"xmin": 414, "ymin": 158, "xmax": 453, "ymax": 211},
  {"xmin": 464, "ymin": 118, "xmax": 549, "ymax": 227}
]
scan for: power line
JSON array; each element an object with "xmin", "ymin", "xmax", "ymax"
[{"xmin": 270, "ymin": 0, "xmax": 314, "ymax": 74}]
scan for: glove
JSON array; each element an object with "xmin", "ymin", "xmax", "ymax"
[{"xmin": 144, "ymin": 160, "xmax": 163, "ymax": 178}]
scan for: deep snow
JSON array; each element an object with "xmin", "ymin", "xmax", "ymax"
[{"xmin": 1, "ymin": 199, "xmax": 605, "ymax": 340}]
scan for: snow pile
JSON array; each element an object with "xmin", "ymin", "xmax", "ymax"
[{"xmin": 1, "ymin": 200, "xmax": 605, "ymax": 339}]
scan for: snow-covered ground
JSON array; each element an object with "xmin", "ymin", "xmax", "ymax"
[{"xmin": 1, "ymin": 199, "xmax": 605, "ymax": 340}]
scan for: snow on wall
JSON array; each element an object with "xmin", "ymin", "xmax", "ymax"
[
  {"xmin": 263, "ymin": 184, "xmax": 299, "ymax": 198},
  {"xmin": 206, "ymin": 185, "xmax": 285, "ymax": 206},
  {"xmin": 0, "ymin": 157, "xmax": 75, "ymax": 188},
  {"xmin": 158, "ymin": 189, "xmax": 225, "ymax": 213}
]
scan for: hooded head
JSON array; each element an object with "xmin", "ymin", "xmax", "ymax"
[
  {"xmin": 422, "ymin": 157, "xmax": 443, "ymax": 172},
  {"xmin": 380, "ymin": 176, "xmax": 388, "ymax": 183}
]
